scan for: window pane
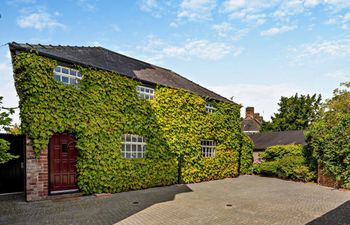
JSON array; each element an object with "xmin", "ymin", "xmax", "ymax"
[
  {"xmin": 70, "ymin": 78, "xmax": 77, "ymax": 84},
  {"xmin": 70, "ymin": 70, "xmax": 77, "ymax": 76},
  {"xmin": 62, "ymin": 68, "xmax": 69, "ymax": 74},
  {"xmin": 131, "ymin": 152, "xmax": 137, "ymax": 158},
  {"xmin": 126, "ymin": 135, "xmax": 131, "ymax": 142},
  {"xmin": 132, "ymin": 136, "xmax": 137, "ymax": 142},
  {"xmin": 125, "ymin": 152, "xmax": 131, "ymax": 158},
  {"xmin": 77, "ymin": 72, "xmax": 82, "ymax": 78},
  {"xmin": 54, "ymin": 74, "xmax": 61, "ymax": 81},
  {"xmin": 62, "ymin": 76, "xmax": 69, "ymax": 83},
  {"xmin": 138, "ymin": 136, "xmax": 143, "ymax": 142},
  {"xmin": 125, "ymin": 144, "xmax": 131, "ymax": 152},
  {"xmin": 54, "ymin": 67, "xmax": 61, "ymax": 72}
]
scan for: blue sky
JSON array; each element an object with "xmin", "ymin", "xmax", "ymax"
[{"xmin": 0, "ymin": 0, "xmax": 350, "ymax": 124}]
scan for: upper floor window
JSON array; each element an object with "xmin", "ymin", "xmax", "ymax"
[
  {"xmin": 205, "ymin": 103, "xmax": 215, "ymax": 113},
  {"xmin": 201, "ymin": 140, "xmax": 216, "ymax": 157},
  {"xmin": 121, "ymin": 134, "xmax": 146, "ymax": 159},
  {"xmin": 54, "ymin": 66, "xmax": 82, "ymax": 85},
  {"xmin": 136, "ymin": 85, "xmax": 155, "ymax": 100}
]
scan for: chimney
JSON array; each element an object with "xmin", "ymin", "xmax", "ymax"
[{"xmin": 245, "ymin": 107, "xmax": 254, "ymax": 119}]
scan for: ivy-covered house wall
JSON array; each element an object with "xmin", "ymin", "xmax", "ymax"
[{"xmin": 13, "ymin": 51, "xmax": 252, "ymax": 197}]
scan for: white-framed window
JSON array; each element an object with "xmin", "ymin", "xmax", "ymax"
[
  {"xmin": 136, "ymin": 85, "xmax": 155, "ymax": 100},
  {"xmin": 54, "ymin": 65, "xmax": 82, "ymax": 85},
  {"xmin": 121, "ymin": 134, "xmax": 146, "ymax": 158},
  {"xmin": 201, "ymin": 140, "xmax": 216, "ymax": 157},
  {"xmin": 205, "ymin": 103, "xmax": 215, "ymax": 113}
]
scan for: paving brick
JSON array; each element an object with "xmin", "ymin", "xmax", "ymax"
[{"xmin": 0, "ymin": 176, "xmax": 350, "ymax": 225}]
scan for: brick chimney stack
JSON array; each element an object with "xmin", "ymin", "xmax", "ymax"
[{"xmin": 245, "ymin": 107, "xmax": 254, "ymax": 119}]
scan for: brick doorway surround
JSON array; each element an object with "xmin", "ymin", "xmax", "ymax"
[{"xmin": 25, "ymin": 138, "xmax": 48, "ymax": 201}]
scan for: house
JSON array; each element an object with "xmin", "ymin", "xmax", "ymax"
[
  {"xmin": 241, "ymin": 107, "xmax": 263, "ymax": 134},
  {"xmin": 9, "ymin": 42, "xmax": 251, "ymax": 201},
  {"xmin": 248, "ymin": 130, "xmax": 307, "ymax": 160}
]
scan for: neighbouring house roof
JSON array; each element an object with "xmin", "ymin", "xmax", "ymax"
[
  {"xmin": 241, "ymin": 118, "xmax": 261, "ymax": 133},
  {"xmin": 9, "ymin": 42, "xmax": 230, "ymax": 102},
  {"xmin": 248, "ymin": 130, "xmax": 307, "ymax": 151}
]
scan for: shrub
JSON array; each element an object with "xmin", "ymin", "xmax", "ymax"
[
  {"xmin": 0, "ymin": 139, "xmax": 19, "ymax": 164},
  {"xmin": 253, "ymin": 144, "xmax": 316, "ymax": 182},
  {"xmin": 307, "ymin": 83, "xmax": 350, "ymax": 188}
]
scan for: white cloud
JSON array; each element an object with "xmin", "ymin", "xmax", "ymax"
[
  {"xmin": 137, "ymin": 36, "xmax": 240, "ymax": 62},
  {"xmin": 289, "ymin": 37, "xmax": 350, "ymax": 64},
  {"xmin": 222, "ymin": 0, "xmax": 275, "ymax": 26},
  {"xmin": 177, "ymin": 0, "xmax": 216, "ymax": 21},
  {"xmin": 162, "ymin": 39, "xmax": 238, "ymax": 60},
  {"xmin": 260, "ymin": 25, "xmax": 297, "ymax": 36},
  {"xmin": 212, "ymin": 22, "xmax": 233, "ymax": 37},
  {"xmin": 296, "ymin": 38, "xmax": 350, "ymax": 56},
  {"xmin": 139, "ymin": 0, "xmax": 158, "ymax": 12},
  {"xmin": 138, "ymin": 0, "xmax": 174, "ymax": 18},
  {"xmin": 208, "ymin": 83, "xmax": 310, "ymax": 120},
  {"xmin": 220, "ymin": 0, "xmax": 350, "ymax": 28},
  {"xmin": 304, "ymin": 0, "xmax": 321, "ymax": 7},
  {"xmin": 326, "ymin": 12, "xmax": 350, "ymax": 29},
  {"xmin": 273, "ymin": 0, "xmax": 305, "ymax": 18},
  {"xmin": 17, "ymin": 10, "xmax": 65, "ymax": 31},
  {"xmin": 76, "ymin": 0, "xmax": 97, "ymax": 11},
  {"xmin": 222, "ymin": 0, "xmax": 246, "ymax": 12},
  {"xmin": 324, "ymin": 0, "xmax": 350, "ymax": 9}
]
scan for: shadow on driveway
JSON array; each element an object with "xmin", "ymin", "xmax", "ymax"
[
  {"xmin": 306, "ymin": 200, "xmax": 350, "ymax": 225},
  {"xmin": 0, "ymin": 184, "xmax": 192, "ymax": 225}
]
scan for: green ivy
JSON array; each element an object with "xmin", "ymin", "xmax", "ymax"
[{"xmin": 13, "ymin": 51, "xmax": 252, "ymax": 194}]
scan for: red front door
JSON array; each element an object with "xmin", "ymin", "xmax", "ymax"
[{"xmin": 49, "ymin": 133, "xmax": 78, "ymax": 192}]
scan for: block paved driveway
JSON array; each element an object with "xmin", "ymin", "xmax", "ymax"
[{"xmin": 1, "ymin": 175, "xmax": 350, "ymax": 225}]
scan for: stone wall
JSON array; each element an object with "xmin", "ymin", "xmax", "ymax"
[{"xmin": 26, "ymin": 138, "xmax": 48, "ymax": 201}]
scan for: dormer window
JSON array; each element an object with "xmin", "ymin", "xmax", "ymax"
[
  {"xmin": 136, "ymin": 85, "xmax": 155, "ymax": 100},
  {"xmin": 205, "ymin": 103, "xmax": 215, "ymax": 113},
  {"xmin": 54, "ymin": 66, "xmax": 82, "ymax": 85}
]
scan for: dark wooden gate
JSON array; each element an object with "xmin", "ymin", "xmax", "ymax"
[
  {"xmin": 0, "ymin": 134, "xmax": 25, "ymax": 194},
  {"xmin": 49, "ymin": 133, "xmax": 78, "ymax": 193}
]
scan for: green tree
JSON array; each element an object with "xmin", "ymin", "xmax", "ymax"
[
  {"xmin": 261, "ymin": 93, "xmax": 322, "ymax": 132},
  {"xmin": 307, "ymin": 82, "xmax": 350, "ymax": 188},
  {"xmin": 0, "ymin": 96, "xmax": 18, "ymax": 164}
]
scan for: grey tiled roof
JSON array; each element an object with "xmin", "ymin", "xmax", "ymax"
[
  {"xmin": 248, "ymin": 130, "xmax": 307, "ymax": 151},
  {"xmin": 241, "ymin": 118, "xmax": 261, "ymax": 132},
  {"xmin": 9, "ymin": 42, "xmax": 230, "ymax": 102}
]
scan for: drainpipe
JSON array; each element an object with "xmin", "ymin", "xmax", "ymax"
[{"xmin": 177, "ymin": 154, "xmax": 184, "ymax": 184}]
